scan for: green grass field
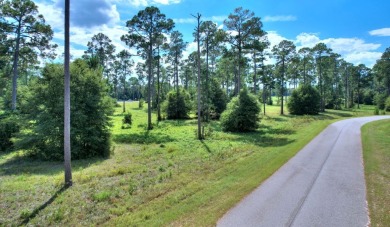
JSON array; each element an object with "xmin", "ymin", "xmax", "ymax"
[
  {"xmin": 0, "ymin": 101, "xmax": 381, "ymax": 226},
  {"xmin": 362, "ymin": 119, "xmax": 390, "ymax": 227}
]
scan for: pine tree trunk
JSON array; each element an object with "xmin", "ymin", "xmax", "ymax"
[
  {"xmin": 281, "ymin": 58, "xmax": 285, "ymax": 115},
  {"xmin": 157, "ymin": 50, "xmax": 161, "ymax": 121},
  {"xmin": 147, "ymin": 43, "xmax": 153, "ymax": 130},
  {"xmin": 196, "ymin": 14, "xmax": 202, "ymax": 140},
  {"xmin": 11, "ymin": 22, "xmax": 21, "ymax": 111}
]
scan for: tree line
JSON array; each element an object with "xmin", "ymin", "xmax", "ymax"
[{"xmin": 1, "ymin": 1, "xmax": 390, "ymax": 157}]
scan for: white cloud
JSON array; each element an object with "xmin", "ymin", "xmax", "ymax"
[
  {"xmin": 206, "ymin": 16, "xmax": 226, "ymax": 22},
  {"xmin": 173, "ymin": 18, "xmax": 197, "ymax": 24},
  {"xmin": 173, "ymin": 15, "xmax": 226, "ymax": 24},
  {"xmin": 128, "ymin": 0, "xmax": 148, "ymax": 7},
  {"xmin": 127, "ymin": 0, "xmax": 181, "ymax": 7},
  {"xmin": 263, "ymin": 15, "xmax": 297, "ymax": 22},
  {"xmin": 182, "ymin": 42, "xmax": 197, "ymax": 60},
  {"xmin": 267, "ymin": 31, "xmax": 290, "ymax": 48},
  {"xmin": 292, "ymin": 32, "xmax": 381, "ymax": 67},
  {"xmin": 295, "ymin": 33, "xmax": 321, "ymax": 48},
  {"xmin": 369, "ymin": 28, "xmax": 390, "ymax": 37},
  {"xmin": 261, "ymin": 31, "xmax": 381, "ymax": 67},
  {"xmin": 344, "ymin": 51, "xmax": 382, "ymax": 67},
  {"xmin": 153, "ymin": 0, "xmax": 181, "ymax": 5},
  {"xmin": 36, "ymin": 2, "xmax": 63, "ymax": 30},
  {"xmin": 322, "ymin": 37, "xmax": 380, "ymax": 55}
]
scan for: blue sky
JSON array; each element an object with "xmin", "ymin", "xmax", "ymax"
[{"xmin": 35, "ymin": 0, "xmax": 390, "ymax": 67}]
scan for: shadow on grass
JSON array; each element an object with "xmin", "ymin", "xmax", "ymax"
[
  {"xmin": 19, "ymin": 184, "xmax": 70, "ymax": 226},
  {"xmin": 200, "ymin": 140, "xmax": 212, "ymax": 153},
  {"xmin": 323, "ymin": 110, "xmax": 353, "ymax": 118},
  {"xmin": 113, "ymin": 130, "xmax": 175, "ymax": 144},
  {"xmin": 232, "ymin": 131, "xmax": 295, "ymax": 148},
  {"xmin": 0, "ymin": 152, "xmax": 104, "ymax": 176}
]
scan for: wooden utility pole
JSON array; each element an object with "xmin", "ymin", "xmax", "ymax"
[{"xmin": 64, "ymin": 0, "xmax": 72, "ymax": 186}]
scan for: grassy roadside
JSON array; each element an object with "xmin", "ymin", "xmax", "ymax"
[
  {"xmin": 0, "ymin": 102, "xmax": 378, "ymax": 226},
  {"xmin": 362, "ymin": 119, "xmax": 390, "ymax": 227}
]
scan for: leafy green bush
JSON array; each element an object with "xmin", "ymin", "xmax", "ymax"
[
  {"xmin": 122, "ymin": 112, "xmax": 132, "ymax": 129},
  {"xmin": 220, "ymin": 89, "xmax": 261, "ymax": 132},
  {"xmin": 0, "ymin": 114, "xmax": 20, "ymax": 151},
  {"xmin": 138, "ymin": 98, "xmax": 144, "ymax": 108},
  {"xmin": 164, "ymin": 89, "xmax": 192, "ymax": 119},
  {"xmin": 374, "ymin": 107, "xmax": 380, "ymax": 115},
  {"xmin": 385, "ymin": 96, "xmax": 390, "ymax": 111},
  {"xmin": 325, "ymin": 95, "xmax": 342, "ymax": 110},
  {"xmin": 287, "ymin": 84, "xmax": 320, "ymax": 115},
  {"xmin": 22, "ymin": 59, "xmax": 114, "ymax": 160},
  {"xmin": 209, "ymin": 78, "xmax": 228, "ymax": 119},
  {"xmin": 363, "ymin": 90, "xmax": 374, "ymax": 105},
  {"xmin": 374, "ymin": 93, "xmax": 387, "ymax": 110},
  {"xmin": 123, "ymin": 112, "xmax": 132, "ymax": 125}
]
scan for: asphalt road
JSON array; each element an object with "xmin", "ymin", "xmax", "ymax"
[{"xmin": 217, "ymin": 116, "xmax": 390, "ymax": 227}]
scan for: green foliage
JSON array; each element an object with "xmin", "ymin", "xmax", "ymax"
[
  {"xmin": 385, "ymin": 96, "xmax": 390, "ymax": 111},
  {"xmin": 363, "ymin": 90, "xmax": 375, "ymax": 105},
  {"xmin": 0, "ymin": 101, "xmax": 381, "ymax": 226},
  {"xmin": 93, "ymin": 191, "xmax": 112, "ymax": 202},
  {"xmin": 209, "ymin": 78, "xmax": 228, "ymax": 119},
  {"xmin": 0, "ymin": 113, "xmax": 20, "ymax": 151},
  {"xmin": 164, "ymin": 89, "xmax": 192, "ymax": 119},
  {"xmin": 374, "ymin": 93, "xmax": 387, "ymax": 110},
  {"xmin": 220, "ymin": 89, "xmax": 261, "ymax": 132},
  {"xmin": 287, "ymin": 84, "xmax": 320, "ymax": 115},
  {"xmin": 123, "ymin": 112, "xmax": 132, "ymax": 125},
  {"xmin": 138, "ymin": 98, "xmax": 144, "ymax": 108},
  {"xmin": 374, "ymin": 107, "xmax": 379, "ymax": 115},
  {"xmin": 325, "ymin": 95, "xmax": 342, "ymax": 110},
  {"xmin": 22, "ymin": 59, "xmax": 114, "ymax": 160},
  {"xmin": 122, "ymin": 112, "xmax": 132, "ymax": 129}
]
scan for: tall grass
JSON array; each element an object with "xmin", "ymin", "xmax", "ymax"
[{"xmin": 0, "ymin": 101, "xmax": 376, "ymax": 226}]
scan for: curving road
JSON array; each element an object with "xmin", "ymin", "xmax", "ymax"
[{"xmin": 217, "ymin": 116, "xmax": 390, "ymax": 227}]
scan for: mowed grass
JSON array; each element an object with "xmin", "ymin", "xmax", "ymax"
[
  {"xmin": 362, "ymin": 119, "xmax": 390, "ymax": 227},
  {"xmin": 0, "ymin": 101, "xmax": 378, "ymax": 226}
]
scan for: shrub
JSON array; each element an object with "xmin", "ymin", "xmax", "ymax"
[
  {"xmin": 209, "ymin": 78, "xmax": 228, "ymax": 119},
  {"xmin": 384, "ymin": 96, "xmax": 390, "ymax": 112},
  {"xmin": 287, "ymin": 84, "xmax": 320, "ymax": 115},
  {"xmin": 374, "ymin": 93, "xmax": 387, "ymax": 110},
  {"xmin": 123, "ymin": 112, "xmax": 132, "ymax": 125},
  {"xmin": 374, "ymin": 107, "xmax": 380, "ymax": 115},
  {"xmin": 220, "ymin": 89, "xmax": 261, "ymax": 132},
  {"xmin": 325, "ymin": 95, "xmax": 342, "ymax": 110},
  {"xmin": 138, "ymin": 98, "xmax": 144, "ymax": 108},
  {"xmin": 363, "ymin": 90, "xmax": 375, "ymax": 105},
  {"xmin": 122, "ymin": 112, "xmax": 132, "ymax": 129},
  {"xmin": 0, "ymin": 114, "xmax": 20, "ymax": 151},
  {"xmin": 22, "ymin": 59, "xmax": 114, "ymax": 160},
  {"xmin": 164, "ymin": 89, "xmax": 192, "ymax": 119}
]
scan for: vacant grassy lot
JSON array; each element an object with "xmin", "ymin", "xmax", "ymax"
[
  {"xmin": 0, "ymin": 102, "xmax": 378, "ymax": 226},
  {"xmin": 362, "ymin": 119, "xmax": 390, "ymax": 227}
]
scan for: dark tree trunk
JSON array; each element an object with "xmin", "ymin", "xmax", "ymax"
[
  {"xmin": 253, "ymin": 52, "xmax": 257, "ymax": 94},
  {"xmin": 157, "ymin": 49, "xmax": 162, "ymax": 121},
  {"xmin": 147, "ymin": 44, "xmax": 153, "ymax": 130},
  {"xmin": 205, "ymin": 40, "xmax": 209, "ymax": 122},
  {"xmin": 195, "ymin": 13, "xmax": 202, "ymax": 140}
]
